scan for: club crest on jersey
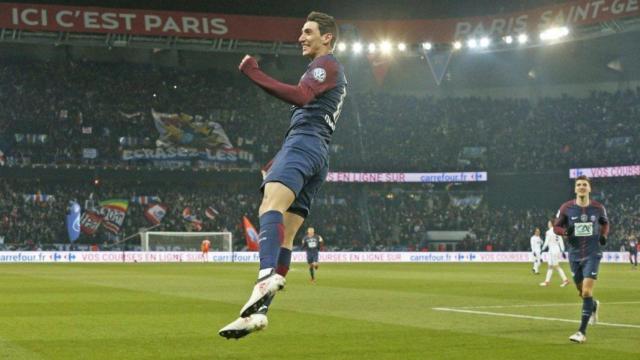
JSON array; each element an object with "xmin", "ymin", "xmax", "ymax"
[
  {"xmin": 580, "ymin": 214, "xmax": 588, "ymax": 222},
  {"xmin": 590, "ymin": 215, "xmax": 596, "ymax": 222},
  {"xmin": 312, "ymin": 68, "xmax": 326, "ymax": 82}
]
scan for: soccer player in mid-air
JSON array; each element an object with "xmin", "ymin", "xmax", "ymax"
[
  {"xmin": 539, "ymin": 220, "xmax": 569, "ymax": 287},
  {"xmin": 554, "ymin": 175, "xmax": 609, "ymax": 344},
  {"xmin": 530, "ymin": 228, "xmax": 543, "ymax": 274},
  {"xmin": 301, "ymin": 227, "xmax": 324, "ymax": 283},
  {"xmin": 219, "ymin": 11, "xmax": 346, "ymax": 339}
]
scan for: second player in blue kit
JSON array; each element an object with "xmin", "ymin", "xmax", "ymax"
[
  {"xmin": 301, "ymin": 227, "xmax": 324, "ymax": 282},
  {"xmin": 554, "ymin": 175, "xmax": 610, "ymax": 344}
]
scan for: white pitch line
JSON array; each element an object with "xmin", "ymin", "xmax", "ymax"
[
  {"xmin": 432, "ymin": 307, "xmax": 640, "ymax": 329},
  {"xmin": 456, "ymin": 301, "xmax": 640, "ymax": 310}
]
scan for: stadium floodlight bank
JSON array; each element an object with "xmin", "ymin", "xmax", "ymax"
[{"xmin": 141, "ymin": 231, "xmax": 232, "ymax": 252}]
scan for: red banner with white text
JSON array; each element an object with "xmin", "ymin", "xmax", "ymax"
[{"xmin": 0, "ymin": 1, "xmax": 638, "ymax": 43}]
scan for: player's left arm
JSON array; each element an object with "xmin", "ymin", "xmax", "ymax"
[
  {"xmin": 239, "ymin": 55, "xmax": 337, "ymax": 107},
  {"xmin": 598, "ymin": 205, "xmax": 610, "ymax": 245}
]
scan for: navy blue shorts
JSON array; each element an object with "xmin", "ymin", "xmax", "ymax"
[
  {"xmin": 261, "ymin": 134, "xmax": 329, "ymax": 218},
  {"xmin": 306, "ymin": 250, "xmax": 319, "ymax": 264},
  {"xmin": 569, "ymin": 254, "xmax": 602, "ymax": 283}
]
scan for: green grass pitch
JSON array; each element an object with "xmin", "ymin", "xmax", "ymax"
[{"xmin": 0, "ymin": 263, "xmax": 638, "ymax": 359}]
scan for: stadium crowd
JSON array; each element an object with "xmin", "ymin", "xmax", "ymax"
[
  {"xmin": 1, "ymin": 59, "xmax": 638, "ymax": 252},
  {"xmin": 1, "ymin": 60, "xmax": 638, "ymax": 173},
  {"xmin": 1, "ymin": 179, "xmax": 636, "ymax": 252}
]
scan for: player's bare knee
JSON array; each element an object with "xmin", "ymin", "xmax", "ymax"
[
  {"xmin": 281, "ymin": 237, "xmax": 294, "ymax": 249},
  {"xmin": 259, "ymin": 198, "xmax": 286, "ymax": 215}
]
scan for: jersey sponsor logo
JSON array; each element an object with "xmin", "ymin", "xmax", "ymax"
[
  {"xmin": 591, "ymin": 272, "xmax": 597, "ymax": 276},
  {"xmin": 571, "ymin": 216, "xmax": 578, "ymax": 220},
  {"xmin": 312, "ymin": 68, "xmax": 326, "ymax": 82},
  {"xmin": 575, "ymin": 222, "xmax": 593, "ymax": 237}
]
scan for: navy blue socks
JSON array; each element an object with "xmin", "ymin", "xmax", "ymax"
[{"xmin": 258, "ymin": 211, "xmax": 284, "ymax": 277}]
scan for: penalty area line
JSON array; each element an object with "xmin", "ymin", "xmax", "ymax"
[{"xmin": 432, "ymin": 307, "xmax": 640, "ymax": 329}]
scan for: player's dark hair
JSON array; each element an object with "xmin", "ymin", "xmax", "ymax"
[
  {"xmin": 307, "ymin": 11, "xmax": 338, "ymax": 49},
  {"xmin": 575, "ymin": 175, "xmax": 591, "ymax": 186}
]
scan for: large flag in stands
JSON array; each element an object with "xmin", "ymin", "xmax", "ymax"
[
  {"xmin": 204, "ymin": 206, "xmax": 219, "ymax": 220},
  {"xmin": 182, "ymin": 207, "xmax": 203, "ymax": 231},
  {"xmin": 66, "ymin": 201, "xmax": 81, "ymax": 242},
  {"xmin": 99, "ymin": 199, "xmax": 129, "ymax": 234},
  {"xmin": 80, "ymin": 210, "xmax": 102, "ymax": 235},
  {"xmin": 242, "ymin": 216, "xmax": 259, "ymax": 251},
  {"xmin": 131, "ymin": 195, "xmax": 161, "ymax": 205},
  {"xmin": 144, "ymin": 203, "xmax": 168, "ymax": 225},
  {"xmin": 23, "ymin": 192, "xmax": 55, "ymax": 203}
]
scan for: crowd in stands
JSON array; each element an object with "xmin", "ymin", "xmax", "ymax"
[
  {"xmin": 1, "ymin": 60, "xmax": 638, "ymax": 173},
  {"xmin": 1, "ymin": 58, "xmax": 638, "ymax": 253},
  {"xmin": 1, "ymin": 179, "xmax": 636, "ymax": 252},
  {"xmin": 0, "ymin": 60, "xmax": 289, "ymax": 170}
]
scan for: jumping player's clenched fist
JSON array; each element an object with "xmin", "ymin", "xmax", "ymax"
[{"xmin": 239, "ymin": 54, "xmax": 258, "ymax": 72}]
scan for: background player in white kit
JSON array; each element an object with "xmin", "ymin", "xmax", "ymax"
[
  {"xmin": 540, "ymin": 220, "xmax": 570, "ymax": 287},
  {"xmin": 530, "ymin": 228, "xmax": 543, "ymax": 274}
]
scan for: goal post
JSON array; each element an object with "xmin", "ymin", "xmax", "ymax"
[{"xmin": 140, "ymin": 231, "xmax": 232, "ymax": 252}]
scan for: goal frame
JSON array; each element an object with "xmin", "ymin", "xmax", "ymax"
[{"xmin": 140, "ymin": 231, "xmax": 232, "ymax": 252}]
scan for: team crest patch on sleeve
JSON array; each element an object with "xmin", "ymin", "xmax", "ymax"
[{"xmin": 312, "ymin": 68, "xmax": 326, "ymax": 82}]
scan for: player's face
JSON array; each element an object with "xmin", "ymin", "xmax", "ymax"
[
  {"xmin": 298, "ymin": 21, "xmax": 329, "ymax": 59},
  {"xmin": 534, "ymin": 228, "xmax": 540, "ymax": 236},
  {"xmin": 574, "ymin": 180, "xmax": 591, "ymax": 197},
  {"xmin": 547, "ymin": 220, "xmax": 553, "ymax": 229},
  {"xmin": 307, "ymin": 228, "xmax": 314, "ymax": 236}
]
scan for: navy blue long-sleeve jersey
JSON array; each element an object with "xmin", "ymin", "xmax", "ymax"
[
  {"xmin": 554, "ymin": 199, "xmax": 609, "ymax": 261},
  {"xmin": 287, "ymin": 54, "xmax": 347, "ymax": 143}
]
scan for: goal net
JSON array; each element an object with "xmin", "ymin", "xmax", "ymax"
[{"xmin": 140, "ymin": 231, "xmax": 232, "ymax": 252}]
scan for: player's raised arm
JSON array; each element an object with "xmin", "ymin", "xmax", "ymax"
[{"xmin": 239, "ymin": 55, "xmax": 315, "ymax": 107}]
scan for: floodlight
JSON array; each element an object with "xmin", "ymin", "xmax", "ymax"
[
  {"xmin": 540, "ymin": 27, "xmax": 569, "ymax": 41},
  {"xmin": 422, "ymin": 42, "xmax": 432, "ymax": 50},
  {"xmin": 353, "ymin": 42, "xmax": 363, "ymax": 53},
  {"xmin": 467, "ymin": 39, "xmax": 478, "ymax": 49},
  {"xmin": 517, "ymin": 34, "xmax": 528, "ymax": 44},
  {"xmin": 380, "ymin": 41, "xmax": 392, "ymax": 54}
]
